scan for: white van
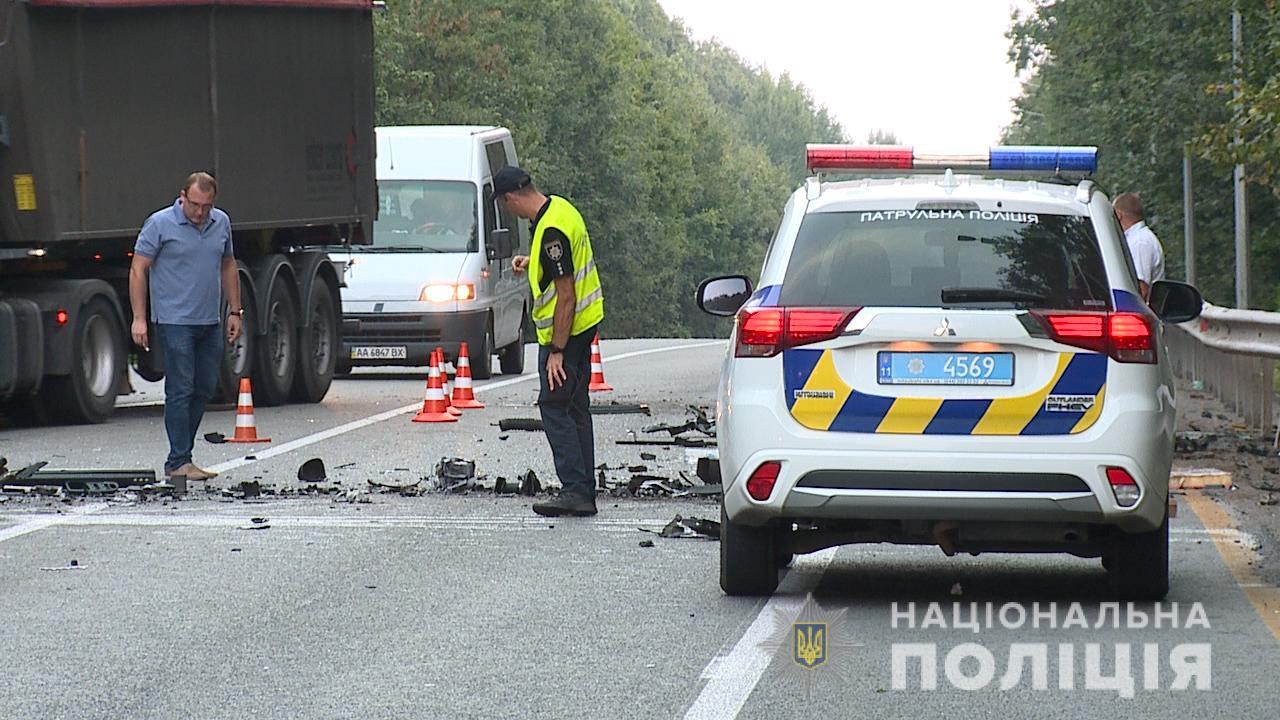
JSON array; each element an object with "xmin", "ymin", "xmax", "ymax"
[{"xmin": 331, "ymin": 126, "xmax": 530, "ymax": 378}]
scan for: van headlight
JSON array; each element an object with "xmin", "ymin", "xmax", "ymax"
[{"xmin": 419, "ymin": 283, "xmax": 475, "ymax": 302}]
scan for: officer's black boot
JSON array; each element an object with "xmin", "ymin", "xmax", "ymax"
[{"xmin": 532, "ymin": 492, "xmax": 598, "ymax": 517}]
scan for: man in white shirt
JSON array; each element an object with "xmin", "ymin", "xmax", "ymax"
[{"xmin": 1113, "ymin": 192, "xmax": 1165, "ymax": 300}]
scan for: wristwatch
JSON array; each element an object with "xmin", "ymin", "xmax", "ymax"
[
  {"xmin": 549, "ymin": 343, "xmax": 565, "ymax": 354},
  {"xmin": 228, "ymin": 308, "xmax": 245, "ymax": 317}
]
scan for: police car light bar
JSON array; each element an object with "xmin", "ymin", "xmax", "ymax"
[{"xmin": 805, "ymin": 144, "xmax": 1098, "ymax": 175}]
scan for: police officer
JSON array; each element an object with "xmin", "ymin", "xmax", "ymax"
[{"xmin": 496, "ymin": 166, "xmax": 605, "ymax": 517}]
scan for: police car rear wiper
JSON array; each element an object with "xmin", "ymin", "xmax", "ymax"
[{"xmin": 941, "ymin": 287, "xmax": 1048, "ymax": 304}]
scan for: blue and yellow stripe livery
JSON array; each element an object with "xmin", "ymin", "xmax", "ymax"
[{"xmin": 784, "ymin": 349, "xmax": 1107, "ymax": 436}]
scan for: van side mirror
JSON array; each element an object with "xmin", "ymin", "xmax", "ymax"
[
  {"xmin": 488, "ymin": 228, "xmax": 512, "ymax": 261},
  {"xmin": 1149, "ymin": 280, "xmax": 1203, "ymax": 323},
  {"xmin": 697, "ymin": 275, "xmax": 753, "ymax": 316}
]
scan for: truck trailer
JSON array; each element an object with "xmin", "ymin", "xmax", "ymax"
[{"xmin": 0, "ymin": 0, "xmax": 377, "ymax": 423}]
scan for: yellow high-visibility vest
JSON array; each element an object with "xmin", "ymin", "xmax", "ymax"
[{"xmin": 528, "ymin": 195, "xmax": 604, "ymax": 344}]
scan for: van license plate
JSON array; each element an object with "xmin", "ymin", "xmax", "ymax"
[
  {"xmin": 878, "ymin": 352, "xmax": 1013, "ymax": 386},
  {"xmin": 351, "ymin": 346, "xmax": 407, "ymax": 360}
]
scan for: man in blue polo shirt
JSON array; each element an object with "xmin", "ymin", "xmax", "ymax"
[{"xmin": 129, "ymin": 172, "xmax": 242, "ymax": 481}]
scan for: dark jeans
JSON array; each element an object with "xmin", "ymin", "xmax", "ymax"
[
  {"xmin": 537, "ymin": 327, "xmax": 597, "ymax": 500},
  {"xmin": 156, "ymin": 323, "xmax": 222, "ymax": 473}
]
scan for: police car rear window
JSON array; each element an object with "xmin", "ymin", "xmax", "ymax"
[{"xmin": 779, "ymin": 210, "xmax": 1110, "ymax": 310}]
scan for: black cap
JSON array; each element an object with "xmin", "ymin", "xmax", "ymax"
[{"xmin": 493, "ymin": 165, "xmax": 532, "ymax": 195}]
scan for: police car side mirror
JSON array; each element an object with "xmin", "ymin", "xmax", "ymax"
[
  {"xmin": 698, "ymin": 275, "xmax": 753, "ymax": 317},
  {"xmin": 1149, "ymin": 280, "xmax": 1203, "ymax": 324}
]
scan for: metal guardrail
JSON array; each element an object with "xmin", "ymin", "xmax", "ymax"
[{"xmin": 1165, "ymin": 302, "xmax": 1277, "ymax": 433}]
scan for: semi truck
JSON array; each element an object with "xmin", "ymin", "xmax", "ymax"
[{"xmin": 0, "ymin": 0, "xmax": 377, "ymax": 424}]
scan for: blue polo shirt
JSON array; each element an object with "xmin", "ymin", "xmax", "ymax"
[{"xmin": 134, "ymin": 198, "xmax": 233, "ymax": 325}]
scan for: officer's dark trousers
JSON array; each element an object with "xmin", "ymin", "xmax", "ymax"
[{"xmin": 537, "ymin": 327, "xmax": 597, "ymax": 500}]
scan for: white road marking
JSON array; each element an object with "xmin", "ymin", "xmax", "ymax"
[
  {"xmin": 207, "ymin": 340, "xmax": 723, "ymax": 474},
  {"xmin": 683, "ymin": 548, "xmax": 837, "ymax": 720},
  {"xmin": 0, "ymin": 503, "xmax": 108, "ymax": 543}
]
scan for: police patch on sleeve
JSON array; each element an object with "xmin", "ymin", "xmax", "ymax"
[{"xmin": 546, "ymin": 238, "xmax": 564, "ymax": 261}]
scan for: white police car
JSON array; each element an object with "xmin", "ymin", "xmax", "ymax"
[{"xmin": 697, "ymin": 145, "xmax": 1202, "ymax": 599}]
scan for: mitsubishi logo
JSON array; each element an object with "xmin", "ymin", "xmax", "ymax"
[{"xmin": 934, "ymin": 317, "xmax": 956, "ymax": 337}]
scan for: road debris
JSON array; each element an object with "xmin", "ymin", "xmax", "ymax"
[
  {"xmin": 298, "ymin": 458, "xmax": 327, "ymax": 483},
  {"xmin": 639, "ymin": 539, "xmax": 655, "ymax": 548},
  {"xmin": 203, "ymin": 432, "xmax": 227, "ymax": 444},
  {"xmin": 498, "ymin": 418, "xmax": 543, "ymax": 432},
  {"xmin": 435, "ymin": 457, "xmax": 478, "ymax": 493},
  {"xmin": 641, "ymin": 514, "xmax": 720, "ymax": 540}
]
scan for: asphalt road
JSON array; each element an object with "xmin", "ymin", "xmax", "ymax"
[{"xmin": 2, "ymin": 338, "xmax": 1279, "ymax": 719}]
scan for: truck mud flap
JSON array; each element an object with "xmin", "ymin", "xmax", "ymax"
[{"xmin": 0, "ymin": 298, "xmax": 41, "ymax": 398}]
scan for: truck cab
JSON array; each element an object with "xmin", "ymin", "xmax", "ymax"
[{"xmin": 331, "ymin": 126, "xmax": 530, "ymax": 379}]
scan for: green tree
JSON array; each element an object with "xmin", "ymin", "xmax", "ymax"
[{"xmin": 373, "ymin": 0, "xmax": 843, "ymax": 336}]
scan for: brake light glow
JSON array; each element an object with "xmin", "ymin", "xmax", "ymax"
[
  {"xmin": 746, "ymin": 461, "xmax": 782, "ymax": 501},
  {"xmin": 1032, "ymin": 311, "xmax": 1155, "ymax": 363},
  {"xmin": 735, "ymin": 307, "xmax": 858, "ymax": 357},
  {"xmin": 1105, "ymin": 466, "xmax": 1140, "ymax": 507},
  {"xmin": 55, "ymin": 309, "xmax": 69, "ymax": 326},
  {"xmin": 806, "ymin": 144, "xmax": 1098, "ymax": 175}
]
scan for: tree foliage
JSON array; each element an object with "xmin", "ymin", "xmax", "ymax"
[
  {"xmin": 1006, "ymin": 0, "xmax": 1280, "ymax": 309},
  {"xmin": 374, "ymin": 0, "xmax": 844, "ymax": 337}
]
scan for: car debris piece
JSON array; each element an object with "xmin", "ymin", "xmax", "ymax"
[
  {"xmin": 642, "ymin": 406, "xmax": 716, "ymax": 438},
  {"xmin": 250, "ymin": 517, "xmax": 268, "ymax": 524},
  {"xmin": 696, "ymin": 457, "xmax": 720, "ymax": 485},
  {"xmin": 493, "ymin": 476, "xmax": 520, "ymax": 494},
  {"xmin": 640, "ymin": 452, "xmax": 657, "ymax": 461},
  {"xmin": 298, "ymin": 458, "xmax": 327, "ymax": 483},
  {"xmin": 368, "ymin": 476, "xmax": 422, "ymax": 494},
  {"xmin": 435, "ymin": 457, "xmax": 478, "ymax": 492},
  {"xmin": 240, "ymin": 524, "xmax": 271, "ymax": 531},
  {"xmin": 499, "ymin": 418, "xmax": 544, "ymax": 432},
  {"xmin": 690, "ymin": 484, "xmax": 723, "ymax": 497},
  {"xmin": 639, "ymin": 539, "xmax": 655, "ymax": 548},
  {"xmin": 589, "ymin": 402, "xmax": 651, "ymax": 416},
  {"xmin": 518, "ymin": 469, "xmax": 542, "ymax": 496},
  {"xmin": 648, "ymin": 514, "xmax": 720, "ymax": 540},
  {"xmin": 204, "ymin": 432, "xmax": 227, "ymax": 444}
]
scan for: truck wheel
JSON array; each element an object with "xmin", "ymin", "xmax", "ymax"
[
  {"xmin": 498, "ymin": 310, "xmax": 527, "ymax": 376},
  {"xmin": 720, "ymin": 503, "xmax": 780, "ymax": 596},
  {"xmin": 252, "ymin": 279, "xmax": 297, "ymax": 406},
  {"xmin": 1107, "ymin": 511, "xmax": 1169, "ymax": 601},
  {"xmin": 471, "ymin": 322, "xmax": 494, "ymax": 380},
  {"xmin": 37, "ymin": 297, "xmax": 122, "ymax": 424},
  {"xmin": 216, "ymin": 283, "xmax": 256, "ymax": 402},
  {"xmin": 290, "ymin": 281, "xmax": 337, "ymax": 403}
]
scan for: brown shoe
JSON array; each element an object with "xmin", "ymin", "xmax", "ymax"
[{"xmin": 170, "ymin": 463, "xmax": 218, "ymax": 480}]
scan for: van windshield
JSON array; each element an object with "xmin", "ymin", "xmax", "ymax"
[
  {"xmin": 779, "ymin": 210, "xmax": 1111, "ymax": 310},
  {"xmin": 369, "ymin": 180, "xmax": 478, "ymax": 252}
]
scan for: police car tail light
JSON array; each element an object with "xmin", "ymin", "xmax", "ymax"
[
  {"xmin": 1107, "ymin": 312, "xmax": 1155, "ymax": 363},
  {"xmin": 746, "ymin": 461, "xmax": 782, "ymax": 501},
  {"xmin": 1106, "ymin": 466, "xmax": 1140, "ymax": 507},
  {"xmin": 805, "ymin": 144, "xmax": 1098, "ymax": 174},
  {"xmin": 735, "ymin": 307, "xmax": 858, "ymax": 357},
  {"xmin": 1033, "ymin": 311, "xmax": 1155, "ymax": 364}
]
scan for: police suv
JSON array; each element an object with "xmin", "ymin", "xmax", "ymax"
[{"xmin": 697, "ymin": 145, "xmax": 1202, "ymax": 599}]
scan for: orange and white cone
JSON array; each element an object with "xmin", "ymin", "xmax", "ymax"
[
  {"xmin": 435, "ymin": 348, "xmax": 463, "ymax": 417},
  {"xmin": 452, "ymin": 341, "xmax": 486, "ymax": 409},
  {"xmin": 412, "ymin": 356, "xmax": 458, "ymax": 423},
  {"xmin": 228, "ymin": 377, "xmax": 272, "ymax": 442},
  {"xmin": 588, "ymin": 332, "xmax": 613, "ymax": 392}
]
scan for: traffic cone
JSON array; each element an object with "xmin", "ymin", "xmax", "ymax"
[
  {"xmin": 588, "ymin": 332, "xmax": 613, "ymax": 392},
  {"xmin": 228, "ymin": 377, "xmax": 272, "ymax": 442},
  {"xmin": 435, "ymin": 348, "xmax": 463, "ymax": 417},
  {"xmin": 452, "ymin": 341, "xmax": 486, "ymax": 409},
  {"xmin": 412, "ymin": 356, "xmax": 458, "ymax": 423}
]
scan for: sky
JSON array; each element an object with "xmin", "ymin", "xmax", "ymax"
[{"xmin": 655, "ymin": 0, "xmax": 1035, "ymax": 148}]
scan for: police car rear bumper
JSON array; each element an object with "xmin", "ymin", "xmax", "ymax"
[{"xmin": 720, "ymin": 403, "xmax": 1172, "ymax": 536}]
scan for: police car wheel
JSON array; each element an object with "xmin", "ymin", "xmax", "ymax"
[
  {"xmin": 1106, "ymin": 511, "xmax": 1169, "ymax": 601},
  {"xmin": 720, "ymin": 503, "xmax": 780, "ymax": 596}
]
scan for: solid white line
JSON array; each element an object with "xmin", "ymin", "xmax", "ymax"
[
  {"xmin": 683, "ymin": 548, "xmax": 837, "ymax": 720},
  {"xmin": 207, "ymin": 340, "xmax": 724, "ymax": 475},
  {"xmin": 0, "ymin": 503, "xmax": 108, "ymax": 544}
]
